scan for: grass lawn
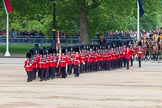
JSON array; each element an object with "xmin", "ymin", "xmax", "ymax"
[{"xmin": 0, "ymin": 45, "xmax": 37, "ymax": 53}]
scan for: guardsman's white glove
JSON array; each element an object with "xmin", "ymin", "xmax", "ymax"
[
  {"xmin": 66, "ymin": 65, "xmax": 68, "ymax": 73},
  {"xmin": 83, "ymin": 62, "xmax": 85, "ymax": 65}
]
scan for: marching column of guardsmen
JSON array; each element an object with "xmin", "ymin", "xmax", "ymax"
[{"xmin": 24, "ymin": 41, "xmax": 143, "ymax": 82}]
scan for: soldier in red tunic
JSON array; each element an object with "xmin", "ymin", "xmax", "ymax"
[
  {"xmin": 137, "ymin": 41, "xmax": 143, "ymax": 67},
  {"xmin": 123, "ymin": 44, "xmax": 127, "ymax": 67},
  {"xmin": 96, "ymin": 48, "xmax": 100, "ymax": 71},
  {"xmin": 43, "ymin": 48, "xmax": 50, "ymax": 81},
  {"xmin": 48, "ymin": 48, "xmax": 58, "ymax": 79},
  {"xmin": 58, "ymin": 48, "xmax": 68, "ymax": 78},
  {"xmin": 29, "ymin": 49, "xmax": 37, "ymax": 80},
  {"xmin": 129, "ymin": 43, "xmax": 134, "ymax": 66},
  {"xmin": 125, "ymin": 45, "xmax": 131, "ymax": 70},
  {"xmin": 93, "ymin": 47, "xmax": 98, "ymax": 72},
  {"xmin": 73, "ymin": 47, "xmax": 83, "ymax": 77},
  {"xmin": 79, "ymin": 47, "xmax": 84, "ymax": 73},
  {"xmin": 37, "ymin": 49, "xmax": 46, "ymax": 81},
  {"xmin": 107, "ymin": 47, "xmax": 112, "ymax": 70},
  {"xmin": 24, "ymin": 52, "xmax": 33, "ymax": 82},
  {"xmin": 67, "ymin": 47, "xmax": 73, "ymax": 75}
]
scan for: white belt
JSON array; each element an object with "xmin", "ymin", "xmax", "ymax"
[
  {"xmin": 49, "ymin": 61, "xmax": 54, "ymax": 62},
  {"xmin": 61, "ymin": 61, "xmax": 66, "ymax": 62},
  {"xmin": 39, "ymin": 62, "xmax": 45, "ymax": 64}
]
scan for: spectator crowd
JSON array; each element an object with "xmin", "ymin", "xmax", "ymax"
[
  {"xmin": 0, "ymin": 27, "xmax": 162, "ymax": 41},
  {"xmin": 96, "ymin": 26, "xmax": 162, "ymax": 42},
  {"xmin": 0, "ymin": 28, "xmax": 45, "ymax": 38}
]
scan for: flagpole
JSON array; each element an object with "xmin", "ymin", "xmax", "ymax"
[
  {"xmin": 4, "ymin": 13, "xmax": 10, "ymax": 56},
  {"xmin": 137, "ymin": 0, "xmax": 140, "ymax": 42}
]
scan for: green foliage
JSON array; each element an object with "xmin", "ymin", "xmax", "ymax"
[{"xmin": 0, "ymin": 0, "xmax": 162, "ymax": 38}]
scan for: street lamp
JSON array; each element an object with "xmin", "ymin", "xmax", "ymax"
[{"xmin": 49, "ymin": 0, "xmax": 56, "ymax": 47}]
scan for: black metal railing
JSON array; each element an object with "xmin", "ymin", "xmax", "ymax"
[{"xmin": 0, "ymin": 35, "xmax": 134, "ymax": 46}]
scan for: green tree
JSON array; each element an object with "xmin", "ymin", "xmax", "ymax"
[{"xmin": 0, "ymin": 0, "xmax": 162, "ymax": 44}]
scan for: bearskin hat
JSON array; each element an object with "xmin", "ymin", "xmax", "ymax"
[
  {"xmin": 39, "ymin": 49, "xmax": 44, "ymax": 55},
  {"xmin": 61, "ymin": 47, "xmax": 66, "ymax": 54},
  {"xmin": 138, "ymin": 41, "xmax": 142, "ymax": 46},
  {"xmin": 53, "ymin": 48, "xmax": 57, "ymax": 53},
  {"xmin": 48, "ymin": 48, "xmax": 53, "ymax": 54},
  {"xmin": 29, "ymin": 48, "xmax": 35, "ymax": 56},
  {"xmin": 26, "ymin": 52, "xmax": 32, "ymax": 58}
]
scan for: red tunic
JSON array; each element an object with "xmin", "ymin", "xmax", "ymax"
[
  {"xmin": 84, "ymin": 54, "xmax": 88, "ymax": 62},
  {"xmin": 38, "ymin": 55, "xmax": 45, "ymax": 69},
  {"xmin": 137, "ymin": 47, "xmax": 143, "ymax": 57},
  {"xmin": 24, "ymin": 59, "xmax": 32, "ymax": 72},
  {"xmin": 108, "ymin": 52, "xmax": 112, "ymax": 60},
  {"xmin": 94, "ymin": 53, "xmax": 98, "ymax": 62},
  {"xmin": 125, "ymin": 49, "xmax": 131, "ymax": 59},
  {"xmin": 43, "ymin": 56, "xmax": 49, "ymax": 69},
  {"xmin": 68, "ymin": 56, "xmax": 73, "ymax": 65},
  {"xmin": 73, "ymin": 54, "xmax": 82, "ymax": 65},
  {"xmin": 88, "ymin": 54, "xmax": 93, "ymax": 62},
  {"xmin": 129, "ymin": 48, "xmax": 134, "ymax": 56},
  {"xmin": 31, "ymin": 57, "xmax": 37, "ymax": 69},
  {"xmin": 59, "ymin": 55, "xmax": 68, "ymax": 67}
]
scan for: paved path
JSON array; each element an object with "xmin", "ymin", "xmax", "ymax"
[
  {"xmin": 0, "ymin": 58, "xmax": 162, "ymax": 108},
  {"xmin": 0, "ymin": 53, "xmax": 25, "ymax": 58}
]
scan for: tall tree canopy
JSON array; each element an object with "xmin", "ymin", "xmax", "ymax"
[{"xmin": 0, "ymin": 0, "xmax": 162, "ymax": 45}]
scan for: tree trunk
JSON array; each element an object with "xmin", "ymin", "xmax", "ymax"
[{"xmin": 79, "ymin": 9, "xmax": 89, "ymax": 45}]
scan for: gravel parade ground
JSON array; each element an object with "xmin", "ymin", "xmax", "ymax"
[{"xmin": 0, "ymin": 58, "xmax": 162, "ymax": 108}]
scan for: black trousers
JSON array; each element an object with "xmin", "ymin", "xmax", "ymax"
[
  {"xmin": 120, "ymin": 58, "xmax": 123, "ymax": 68},
  {"xmin": 40, "ymin": 68, "xmax": 49, "ymax": 81},
  {"xmin": 111, "ymin": 60, "xmax": 115, "ymax": 69},
  {"xmin": 26, "ymin": 71, "xmax": 32, "ymax": 82},
  {"xmin": 115, "ymin": 59, "xmax": 118, "ymax": 68},
  {"xmin": 101, "ymin": 61, "xmax": 104, "ymax": 70},
  {"xmin": 107, "ymin": 60, "xmax": 110, "ymax": 70},
  {"xmin": 94, "ymin": 62, "xmax": 97, "ymax": 71},
  {"xmin": 96, "ymin": 61, "xmax": 100, "ymax": 71},
  {"xmin": 74, "ymin": 65, "xmax": 79, "ymax": 77},
  {"xmin": 92, "ymin": 62, "xmax": 96, "ymax": 72},
  {"xmin": 126, "ymin": 59, "xmax": 130, "ymax": 70},
  {"xmin": 123, "ymin": 58, "xmax": 126, "ymax": 67},
  {"xmin": 60, "ymin": 67, "xmax": 67, "ymax": 78},
  {"xmin": 40, "ymin": 68, "xmax": 44, "ymax": 80},
  {"xmin": 67, "ymin": 64, "xmax": 73, "ymax": 75},
  {"xmin": 44, "ymin": 68, "xmax": 49, "ymax": 80},
  {"xmin": 80, "ymin": 63, "xmax": 83, "ymax": 73},
  {"xmin": 85, "ymin": 62, "xmax": 88, "ymax": 72},
  {"xmin": 49, "ymin": 67, "xmax": 56, "ymax": 78},
  {"xmin": 104, "ymin": 60, "xmax": 107, "ymax": 70},
  {"xmin": 32, "ymin": 68, "xmax": 37, "ymax": 80},
  {"xmin": 88, "ymin": 62, "xmax": 93, "ymax": 72},
  {"xmin": 138, "ymin": 57, "xmax": 141, "ymax": 67},
  {"xmin": 98, "ymin": 61, "xmax": 101, "ymax": 71},
  {"xmin": 130, "ymin": 56, "xmax": 133, "ymax": 66},
  {"xmin": 38, "ymin": 68, "xmax": 41, "ymax": 78}
]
